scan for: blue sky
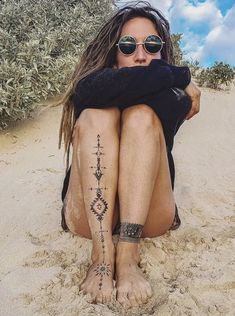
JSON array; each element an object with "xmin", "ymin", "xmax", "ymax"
[{"xmin": 116, "ymin": 0, "xmax": 235, "ymax": 67}]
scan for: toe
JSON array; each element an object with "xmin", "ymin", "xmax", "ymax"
[
  {"xmin": 133, "ymin": 291, "xmax": 143, "ymax": 305},
  {"xmin": 86, "ymin": 292, "xmax": 94, "ymax": 303},
  {"xmin": 79, "ymin": 283, "xmax": 85, "ymax": 291},
  {"xmin": 127, "ymin": 293, "xmax": 139, "ymax": 307},
  {"xmin": 102, "ymin": 294, "xmax": 111, "ymax": 304},
  {"xmin": 146, "ymin": 285, "xmax": 153, "ymax": 298},
  {"xmin": 117, "ymin": 292, "xmax": 131, "ymax": 309},
  {"xmin": 79, "ymin": 287, "xmax": 85, "ymax": 294},
  {"xmin": 96, "ymin": 293, "xmax": 103, "ymax": 304},
  {"xmin": 140, "ymin": 291, "xmax": 148, "ymax": 304},
  {"xmin": 102, "ymin": 295, "xmax": 107, "ymax": 304}
]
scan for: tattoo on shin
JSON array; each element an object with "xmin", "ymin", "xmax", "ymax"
[
  {"xmin": 119, "ymin": 222, "xmax": 144, "ymax": 243},
  {"xmin": 89, "ymin": 134, "xmax": 111, "ymax": 290}
]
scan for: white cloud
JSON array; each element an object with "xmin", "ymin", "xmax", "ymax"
[
  {"xmin": 166, "ymin": 0, "xmax": 234, "ymax": 65},
  {"xmin": 181, "ymin": 30, "xmax": 204, "ymax": 60},
  {"xmin": 116, "ymin": 0, "xmax": 222, "ymax": 25},
  {"xmin": 198, "ymin": 5, "xmax": 235, "ymax": 65},
  {"xmin": 175, "ymin": 0, "xmax": 222, "ymax": 26},
  {"xmin": 145, "ymin": 0, "xmax": 173, "ymax": 18}
]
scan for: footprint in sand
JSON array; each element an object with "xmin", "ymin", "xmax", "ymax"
[{"xmin": 26, "ymin": 231, "xmax": 63, "ymax": 246}]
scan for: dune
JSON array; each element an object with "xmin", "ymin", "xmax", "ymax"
[{"xmin": 0, "ymin": 84, "xmax": 234, "ymax": 316}]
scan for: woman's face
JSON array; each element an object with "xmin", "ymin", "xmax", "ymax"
[{"xmin": 115, "ymin": 17, "xmax": 161, "ymax": 69}]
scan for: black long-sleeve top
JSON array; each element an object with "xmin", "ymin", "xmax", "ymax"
[
  {"xmin": 61, "ymin": 59, "xmax": 192, "ymax": 202},
  {"xmin": 72, "ymin": 58, "xmax": 191, "ymax": 117}
]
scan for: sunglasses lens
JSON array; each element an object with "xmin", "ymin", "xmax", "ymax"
[
  {"xmin": 145, "ymin": 35, "xmax": 163, "ymax": 53},
  {"xmin": 118, "ymin": 36, "xmax": 136, "ymax": 55}
]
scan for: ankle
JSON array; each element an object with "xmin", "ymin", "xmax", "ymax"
[
  {"xmin": 116, "ymin": 241, "xmax": 140, "ymax": 263},
  {"xmin": 119, "ymin": 222, "xmax": 143, "ymax": 244},
  {"xmin": 91, "ymin": 241, "xmax": 115, "ymax": 262}
]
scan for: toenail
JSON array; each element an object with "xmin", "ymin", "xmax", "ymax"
[
  {"xmin": 96, "ymin": 296, "xmax": 103, "ymax": 303},
  {"xmin": 141, "ymin": 294, "xmax": 148, "ymax": 303},
  {"xmin": 118, "ymin": 296, "xmax": 127, "ymax": 304},
  {"xmin": 147, "ymin": 289, "xmax": 153, "ymax": 297},
  {"xmin": 128, "ymin": 295, "xmax": 136, "ymax": 301},
  {"xmin": 133, "ymin": 293, "xmax": 142, "ymax": 304}
]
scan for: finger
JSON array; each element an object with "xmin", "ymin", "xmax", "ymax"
[
  {"xmin": 192, "ymin": 96, "xmax": 200, "ymax": 112},
  {"xmin": 185, "ymin": 109, "xmax": 195, "ymax": 120},
  {"xmin": 186, "ymin": 100, "xmax": 198, "ymax": 120},
  {"xmin": 191, "ymin": 100, "xmax": 200, "ymax": 117}
]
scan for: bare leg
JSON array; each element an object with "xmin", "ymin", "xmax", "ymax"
[
  {"xmin": 115, "ymin": 104, "xmax": 175, "ymax": 308},
  {"xmin": 64, "ymin": 107, "xmax": 121, "ymax": 303},
  {"xmin": 64, "ymin": 114, "xmax": 119, "ymax": 238}
]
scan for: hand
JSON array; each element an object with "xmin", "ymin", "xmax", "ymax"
[{"xmin": 184, "ymin": 81, "xmax": 201, "ymax": 120}]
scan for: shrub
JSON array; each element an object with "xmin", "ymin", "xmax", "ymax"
[
  {"xmin": 0, "ymin": 0, "xmax": 115, "ymax": 129},
  {"xmin": 196, "ymin": 61, "xmax": 234, "ymax": 89},
  {"xmin": 181, "ymin": 59, "xmax": 200, "ymax": 77},
  {"xmin": 171, "ymin": 33, "xmax": 183, "ymax": 65}
]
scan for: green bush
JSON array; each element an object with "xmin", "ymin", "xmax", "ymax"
[
  {"xmin": 171, "ymin": 33, "xmax": 183, "ymax": 65},
  {"xmin": 0, "ymin": 0, "xmax": 115, "ymax": 129},
  {"xmin": 181, "ymin": 59, "xmax": 200, "ymax": 77},
  {"xmin": 196, "ymin": 62, "xmax": 234, "ymax": 89}
]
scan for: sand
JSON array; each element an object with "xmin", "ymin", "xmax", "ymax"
[{"xmin": 0, "ymin": 85, "xmax": 235, "ymax": 316}]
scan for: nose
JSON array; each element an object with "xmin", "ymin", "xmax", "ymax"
[{"xmin": 134, "ymin": 44, "xmax": 147, "ymax": 64}]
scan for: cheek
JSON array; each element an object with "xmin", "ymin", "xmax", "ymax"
[
  {"xmin": 115, "ymin": 51, "xmax": 162, "ymax": 68},
  {"xmin": 150, "ymin": 52, "xmax": 161, "ymax": 60},
  {"xmin": 116, "ymin": 52, "xmax": 132, "ymax": 67}
]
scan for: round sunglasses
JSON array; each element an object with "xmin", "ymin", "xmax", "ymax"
[{"xmin": 116, "ymin": 34, "xmax": 165, "ymax": 55}]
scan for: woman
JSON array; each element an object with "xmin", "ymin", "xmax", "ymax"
[{"xmin": 58, "ymin": 2, "xmax": 200, "ymax": 308}]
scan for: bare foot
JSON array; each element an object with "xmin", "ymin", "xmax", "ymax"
[
  {"xmin": 79, "ymin": 243, "xmax": 115, "ymax": 304},
  {"xmin": 115, "ymin": 242, "xmax": 153, "ymax": 308}
]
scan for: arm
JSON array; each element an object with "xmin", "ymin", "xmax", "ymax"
[{"xmin": 72, "ymin": 59, "xmax": 191, "ymax": 114}]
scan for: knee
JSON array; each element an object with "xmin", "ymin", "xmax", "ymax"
[
  {"xmin": 75, "ymin": 107, "xmax": 121, "ymax": 132},
  {"xmin": 122, "ymin": 104, "xmax": 161, "ymax": 132}
]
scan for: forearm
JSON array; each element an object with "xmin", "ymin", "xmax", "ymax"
[{"xmin": 72, "ymin": 59, "xmax": 191, "ymax": 114}]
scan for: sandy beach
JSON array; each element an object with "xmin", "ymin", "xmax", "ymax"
[{"xmin": 0, "ymin": 85, "xmax": 235, "ymax": 316}]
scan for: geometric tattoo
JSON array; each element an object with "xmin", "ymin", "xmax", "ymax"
[
  {"xmin": 94, "ymin": 262, "xmax": 111, "ymax": 290},
  {"xmin": 119, "ymin": 222, "xmax": 144, "ymax": 243},
  {"xmin": 89, "ymin": 134, "xmax": 111, "ymax": 290}
]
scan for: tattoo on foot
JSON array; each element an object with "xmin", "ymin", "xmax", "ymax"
[
  {"xmin": 89, "ymin": 134, "xmax": 110, "ymax": 290},
  {"xmin": 119, "ymin": 222, "xmax": 144, "ymax": 243},
  {"xmin": 94, "ymin": 262, "xmax": 111, "ymax": 276}
]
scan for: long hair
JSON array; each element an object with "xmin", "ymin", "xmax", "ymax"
[{"xmin": 58, "ymin": 1, "xmax": 174, "ymax": 171}]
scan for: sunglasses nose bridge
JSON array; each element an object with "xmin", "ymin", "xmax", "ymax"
[{"xmin": 135, "ymin": 42, "xmax": 147, "ymax": 55}]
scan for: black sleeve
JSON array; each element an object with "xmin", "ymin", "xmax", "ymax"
[{"xmin": 72, "ymin": 59, "xmax": 191, "ymax": 116}]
